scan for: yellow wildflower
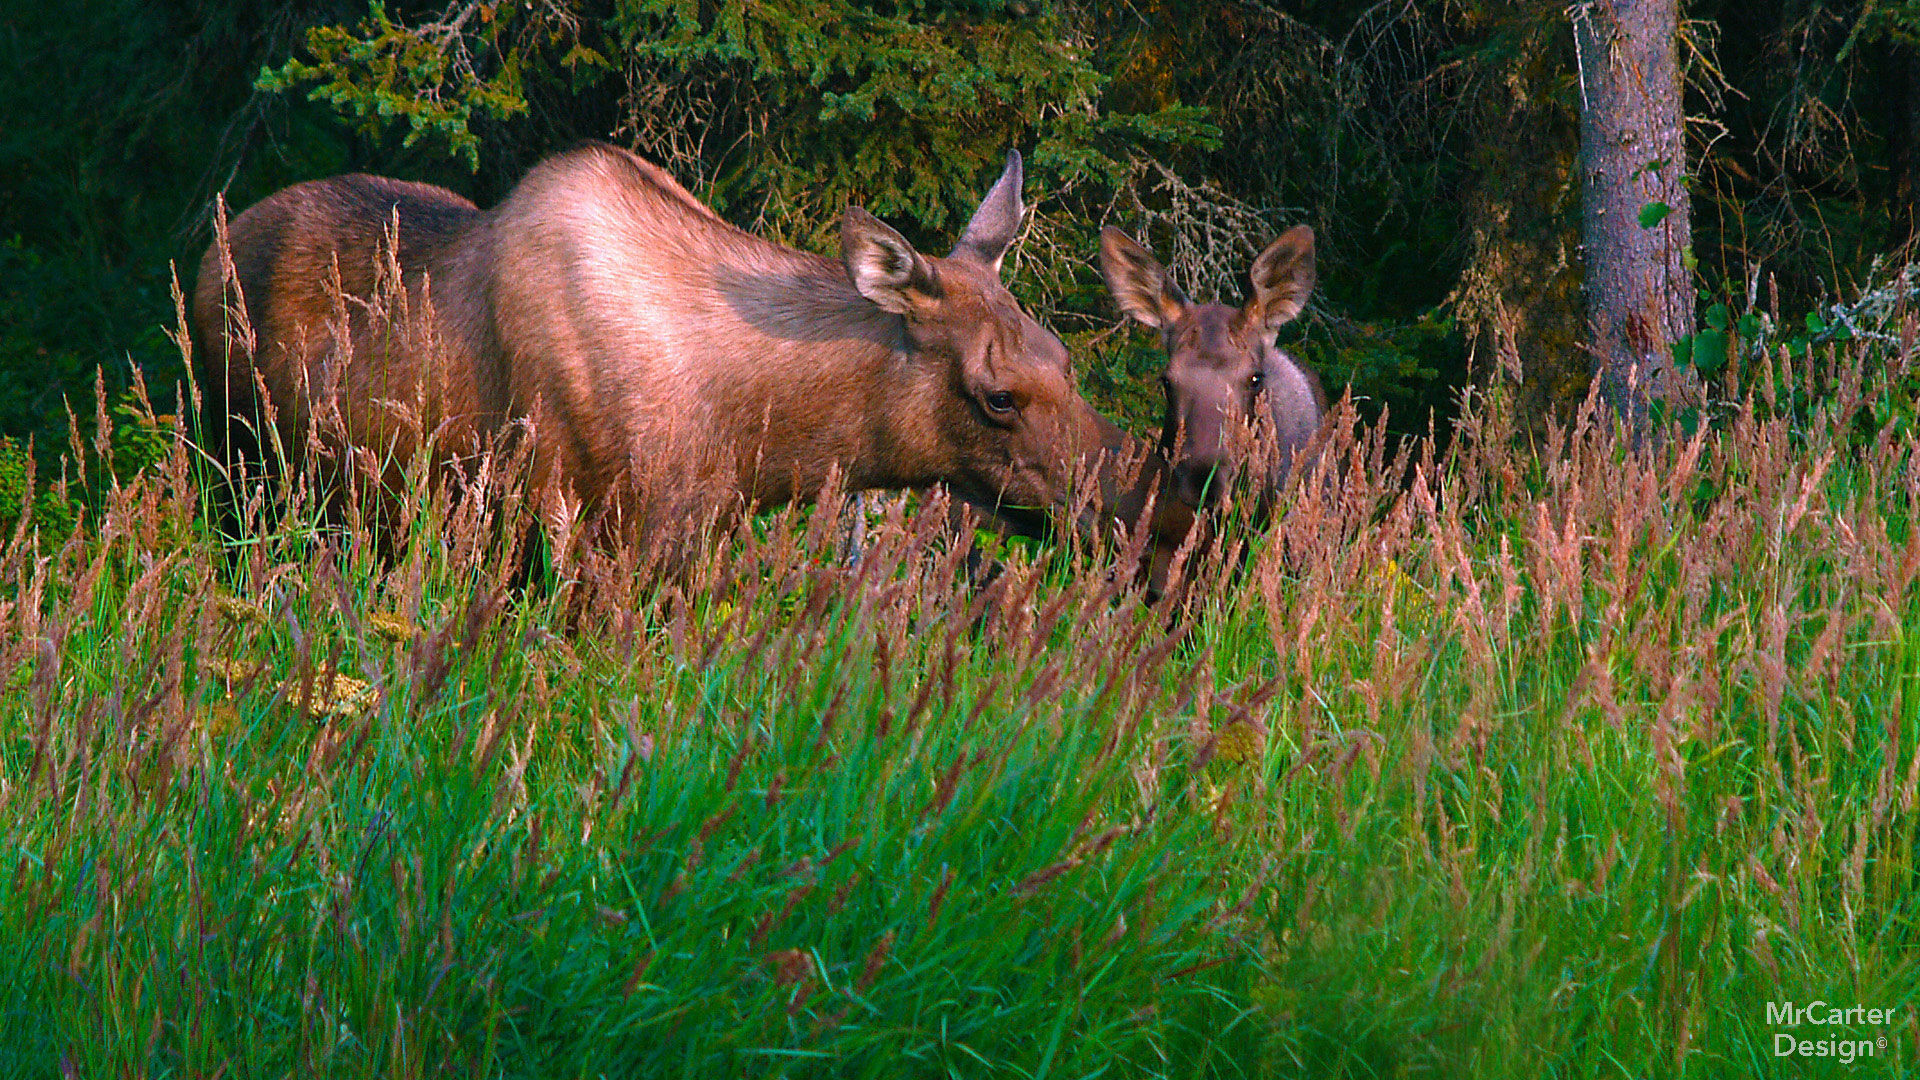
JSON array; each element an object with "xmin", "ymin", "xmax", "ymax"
[
  {"xmin": 282, "ymin": 671, "xmax": 375, "ymax": 719},
  {"xmin": 207, "ymin": 657, "xmax": 374, "ymax": 719},
  {"xmin": 1214, "ymin": 721, "xmax": 1264, "ymax": 767},
  {"xmin": 366, "ymin": 611, "xmax": 418, "ymax": 643},
  {"xmin": 1378, "ymin": 558, "xmax": 1431, "ymax": 618},
  {"xmin": 213, "ymin": 591, "xmax": 268, "ymax": 624}
]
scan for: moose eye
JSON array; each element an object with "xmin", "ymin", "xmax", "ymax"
[
  {"xmin": 985, "ymin": 390, "xmax": 1017, "ymax": 414},
  {"xmin": 1249, "ymin": 370, "xmax": 1266, "ymax": 391}
]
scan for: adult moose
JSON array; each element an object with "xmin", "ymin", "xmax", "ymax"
[
  {"xmin": 193, "ymin": 142, "xmax": 1149, "ymax": 546},
  {"xmin": 1098, "ymin": 225, "xmax": 1329, "ymax": 511}
]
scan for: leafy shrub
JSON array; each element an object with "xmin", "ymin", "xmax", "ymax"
[
  {"xmin": 1675, "ymin": 260, "xmax": 1920, "ymax": 443},
  {"xmin": 0, "ymin": 437, "xmax": 78, "ymax": 542}
]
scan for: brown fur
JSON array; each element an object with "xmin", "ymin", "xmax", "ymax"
[
  {"xmin": 192, "ymin": 143, "xmax": 1129, "ymax": 538},
  {"xmin": 1099, "ymin": 225, "xmax": 1329, "ymax": 509}
]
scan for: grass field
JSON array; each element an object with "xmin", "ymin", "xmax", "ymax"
[{"xmin": 0, "ymin": 344, "xmax": 1915, "ymax": 1077}]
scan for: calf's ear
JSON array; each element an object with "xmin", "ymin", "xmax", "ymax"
[
  {"xmin": 1099, "ymin": 227, "xmax": 1189, "ymax": 330},
  {"xmin": 1241, "ymin": 226, "xmax": 1315, "ymax": 338}
]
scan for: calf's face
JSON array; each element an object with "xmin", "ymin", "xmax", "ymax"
[{"xmin": 1099, "ymin": 225, "xmax": 1316, "ymax": 508}]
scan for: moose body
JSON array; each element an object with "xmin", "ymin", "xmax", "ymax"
[
  {"xmin": 1099, "ymin": 226, "xmax": 1329, "ymax": 510},
  {"xmin": 193, "ymin": 142, "xmax": 1123, "ymax": 534}
]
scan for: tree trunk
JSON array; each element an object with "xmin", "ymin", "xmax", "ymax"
[
  {"xmin": 1572, "ymin": 0, "xmax": 1696, "ymax": 428},
  {"xmin": 1453, "ymin": 1, "xmax": 1586, "ymax": 438}
]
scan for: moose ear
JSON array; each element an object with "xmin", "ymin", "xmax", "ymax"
[
  {"xmin": 948, "ymin": 150, "xmax": 1024, "ymax": 274},
  {"xmin": 1243, "ymin": 225, "xmax": 1315, "ymax": 336},
  {"xmin": 843, "ymin": 206, "xmax": 938, "ymax": 315},
  {"xmin": 1099, "ymin": 226, "xmax": 1189, "ymax": 330}
]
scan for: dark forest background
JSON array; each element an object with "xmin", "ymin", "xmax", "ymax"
[{"xmin": 4, "ymin": 0, "xmax": 1917, "ymax": 462}]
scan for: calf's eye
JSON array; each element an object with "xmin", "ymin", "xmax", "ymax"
[
  {"xmin": 985, "ymin": 390, "xmax": 1017, "ymax": 413},
  {"xmin": 1249, "ymin": 370, "xmax": 1266, "ymax": 391}
]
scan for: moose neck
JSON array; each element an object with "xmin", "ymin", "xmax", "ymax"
[{"xmin": 702, "ymin": 253, "xmax": 954, "ymax": 504}]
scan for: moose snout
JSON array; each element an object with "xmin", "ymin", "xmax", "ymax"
[
  {"xmin": 1163, "ymin": 397, "xmax": 1237, "ymax": 509},
  {"xmin": 1172, "ymin": 454, "xmax": 1229, "ymax": 508}
]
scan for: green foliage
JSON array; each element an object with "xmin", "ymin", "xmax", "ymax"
[
  {"xmin": 1068, "ymin": 328, "xmax": 1172, "ymax": 436},
  {"xmin": 107, "ymin": 394, "xmax": 175, "ymax": 482},
  {"xmin": 1674, "ymin": 260, "xmax": 1920, "ymax": 447},
  {"xmin": 1687, "ymin": 0, "xmax": 1920, "ymax": 309},
  {"xmin": 0, "ymin": 437, "xmax": 78, "ymax": 542},
  {"xmin": 263, "ymin": 0, "xmax": 1217, "ymax": 234},
  {"xmin": 0, "ymin": 381, "xmax": 180, "ymax": 548},
  {"xmin": 1311, "ymin": 308, "xmax": 1455, "ymax": 422},
  {"xmin": 260, "ymin": 1, "xmax": 533, "ymax": 170}
]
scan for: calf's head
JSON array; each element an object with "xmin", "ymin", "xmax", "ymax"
[
  {"xmin": 842, "ymin": 152, "xmax": 1094, "ymax": 513},
  {"xmin": 1099, "ymin": 225, "xmax": 1317, "ymax": 508}
]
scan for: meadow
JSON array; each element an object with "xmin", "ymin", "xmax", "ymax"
[{"xmin": 0, "ymin": 329, "xmax": 1914, "ymax": 1077}]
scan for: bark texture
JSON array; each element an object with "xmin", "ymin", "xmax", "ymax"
[
  {"xmin": 1453, "ymin": 3, "xmax": 1587, "ymax": 435},
  {"xmin": 1572, "ymin": 0, "xmax": 1696, "ymax": 425}
]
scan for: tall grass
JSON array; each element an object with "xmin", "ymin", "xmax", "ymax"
[{"xmin": 0, "ymin": 325, "xmax": 1915, "ymax": 1076}]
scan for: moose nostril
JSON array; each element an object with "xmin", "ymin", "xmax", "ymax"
[{"xmin": 1176, "ymin": 460, "xmax": 1224, "ymax": 507}]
